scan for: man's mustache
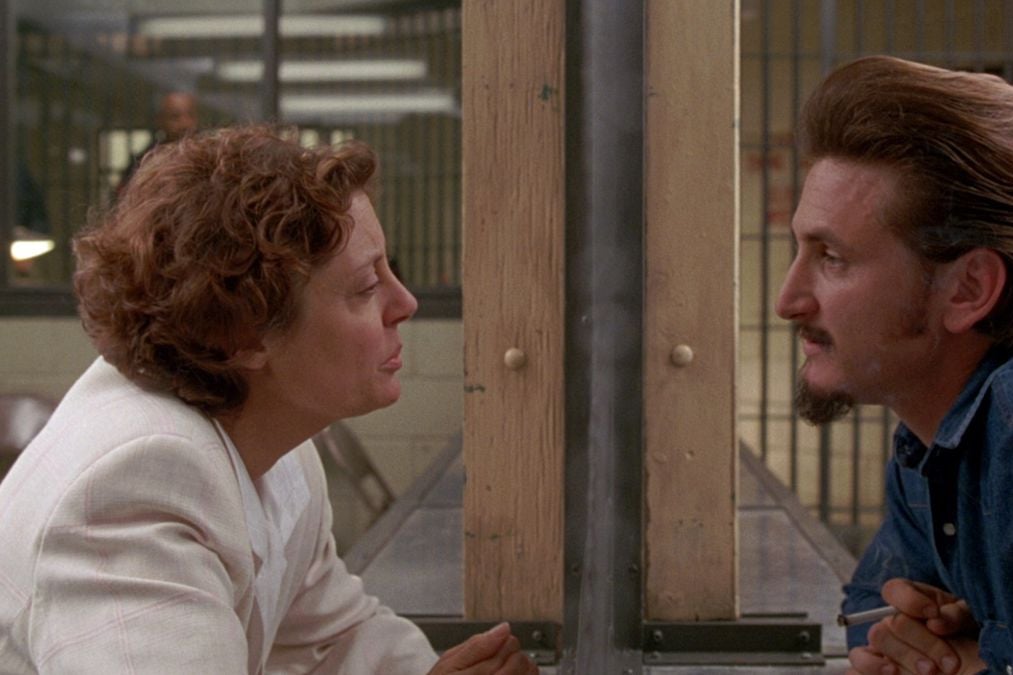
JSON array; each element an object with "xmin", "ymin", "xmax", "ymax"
[{"xmin": 796, "ymin": 324, "xmax": 833, "ymax": 347}]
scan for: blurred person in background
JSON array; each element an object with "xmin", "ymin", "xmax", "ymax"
[
  {"xmin": 116, "ymin": 90, "xmax": 199, "ymax": 194},
  {"xmin": 11, "ymin": 158, "xmax": 51, "ymax": 277}
]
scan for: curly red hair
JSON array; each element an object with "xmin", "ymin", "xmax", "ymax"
[{"xmin": 74, "ymin": 125, "xmax": 378, "ymax": 413}]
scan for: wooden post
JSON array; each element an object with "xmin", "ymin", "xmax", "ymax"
[
  {"xmin": 643, "ymin": 0, "xmax": 741, "ymax": 620},
  {"xmin": 461, "ymin": 0, "xmax": 565, "ymax": 622}
]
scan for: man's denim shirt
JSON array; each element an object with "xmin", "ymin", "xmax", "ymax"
[{"xmin": 843, "ymin": 346, "xmax": 1013, "ymax": 673}]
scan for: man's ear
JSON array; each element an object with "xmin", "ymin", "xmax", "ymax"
[{"xmin": 941, "ymin": 247, "xmax": 1006, "ymax": 334}]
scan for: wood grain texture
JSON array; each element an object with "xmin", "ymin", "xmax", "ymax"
[
  {"xmin": 643, "ymin": 0, "xmax": 741, "ymax": 620},
  {"xmin": 461, "ymin": 0, "xmax": 565, "ymax": 621}
]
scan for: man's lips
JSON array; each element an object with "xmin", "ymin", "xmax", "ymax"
[{"xmin": 796, "ymin": 325, "xmax": 832, "ymax": 357}]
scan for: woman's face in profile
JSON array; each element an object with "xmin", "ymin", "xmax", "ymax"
[{"xmin": 258, "ymin": 191, "xmax": 418, "ymax": 422}]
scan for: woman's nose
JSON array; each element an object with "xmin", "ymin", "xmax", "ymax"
[{"xmin": 388, "ymin": 276, "xmax": 418, "ymax": 325}]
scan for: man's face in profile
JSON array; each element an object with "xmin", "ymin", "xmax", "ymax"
[
  {"xmin": 159, "ymin": 93, "xmax": 198, "ymax": 142},
  {"xmin": 775, "ymin": 158, "xmax": 944, "ymax": 425}
]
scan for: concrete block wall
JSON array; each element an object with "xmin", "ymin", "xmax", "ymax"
[
  {"xmin": 343, "ymin": 318, "xmax": 463, "ymax": 494},
  {"xmin": 0, "ymin": 317, "xmax": 464, "ymax": 495},
  {"xmin": 0, "ymin": 318, "xmax": 98, "ymax": 400}
]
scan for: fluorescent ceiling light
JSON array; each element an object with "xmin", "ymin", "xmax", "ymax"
[
  {"xmin": 11, "ymin": 239, "xmax": 55, "ymax": 262},
  {"xmin": 10, "ymin": 226, "xmax": 55, "ymax": 262},
  {"xmin": 282, "ymin": 91, "xmax": 458, "ymax": 116},
  {"xmin": 137, "ymin": 14, "xmax": 387, "ymax": 39},
  {"xmin": 218, "ymin": 59, "xmax": 427, "ymax": 83}
]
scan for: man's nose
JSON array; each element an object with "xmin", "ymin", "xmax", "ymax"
[{"xmin": 775, "ymin": 259, "xmax": 816, "ymax": 321}]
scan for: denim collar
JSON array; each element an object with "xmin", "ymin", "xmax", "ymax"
[{"xmin": 894, "ymin": 345, "xmax": 1013, "ymax": 471}]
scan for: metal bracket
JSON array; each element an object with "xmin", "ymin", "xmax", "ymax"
[
  {"xmin": 409, "ymin": 618, "xmax": 561, "ymax": 665},
  {"xmin": 409, "ymin": 615, "xmax": 823, "ymax": 667},
  {"xmin": 642, "ymin": 614, "xmax": 825, "ymax": 666}
]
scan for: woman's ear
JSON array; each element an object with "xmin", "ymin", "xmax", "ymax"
[
  {"xmin": 232, "ymin": 343, "xmax": 269, "ymax": 370},
  {"xmin": 941, "ymin": 247, "xmax": 1007, "ymax": 334}
]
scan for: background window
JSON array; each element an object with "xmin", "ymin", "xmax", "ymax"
[{"xmin": 5, "ymin": 0, "xmax": 461, "ymax": 297}]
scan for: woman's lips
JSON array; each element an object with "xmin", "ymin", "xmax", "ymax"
[{"xmin": 381, "ymin": 347, "xmax": 403, "ymax": 372}]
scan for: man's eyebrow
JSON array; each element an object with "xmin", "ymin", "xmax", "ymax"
[{"xmin": 794, "ymin": 224, "xmax": 850, "ymax": 251}]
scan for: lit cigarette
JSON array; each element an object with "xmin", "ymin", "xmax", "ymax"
[{"xmin": 837, "ymin": 606, "xmax": 899, "ymax": 627}]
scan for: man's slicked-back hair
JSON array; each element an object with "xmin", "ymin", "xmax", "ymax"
[{"xmin": 800, "ymin": 55, "xmax": 1013, "ymax": 345}]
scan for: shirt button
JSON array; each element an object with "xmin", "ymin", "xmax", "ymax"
[{"xmin": 942, "ymin": 523, "xmax": 957, "ymax": 536}]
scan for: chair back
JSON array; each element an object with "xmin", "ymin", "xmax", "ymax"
[
  {"xmin": 312, "ymin": 421, "xmax": 395, "ymax": 518},
  {"xmin": 0, "ymin": 392, "xmax": 56, "ymax": 457}
]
